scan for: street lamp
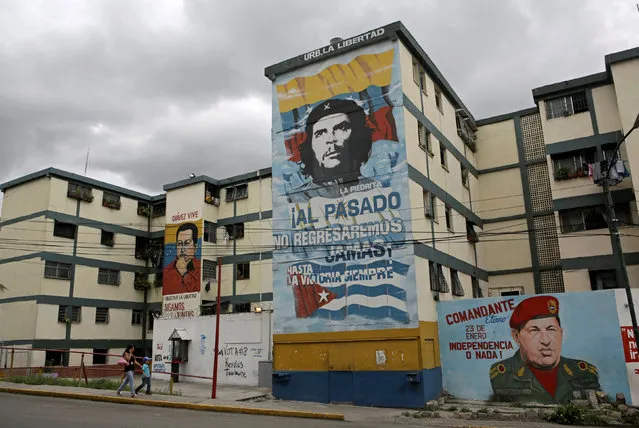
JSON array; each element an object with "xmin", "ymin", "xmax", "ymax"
[{"xmin": 602, "ymin": 112, "xmax": 639, "ymax": 349}]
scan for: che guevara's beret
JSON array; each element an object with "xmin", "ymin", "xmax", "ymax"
[
  {"xmin": 306, "ymin": 98, "xmax": 363, "ymax": 127},
  {"xmin": 509, "ymin": 295, "xmax": 559, "ymax": 329}
]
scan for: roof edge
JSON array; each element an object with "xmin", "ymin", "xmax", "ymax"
[
  {"xmin": 476, "ymin": 107, "xmax": 539, "ymax": 126},
  {"xmin": 532, "ymin": 71, "xmax": 609, "ymax": 100},
  {"xmin": 0, "ymin": 168, "xmax": 162, "ymax": 201}
]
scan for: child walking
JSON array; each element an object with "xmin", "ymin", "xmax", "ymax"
[{"xmin": 135, "ymin": 357, "xmax": 152, "ymax": 395}]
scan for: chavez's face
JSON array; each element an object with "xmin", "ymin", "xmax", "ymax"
[
  {"xmin": 512, "ymin": 317, "xmax": 562, "ymax": 369},
  {"xmin": 311, "ymin": 113, "xmax": 352, "ymax": 170},
  {"xmin": 176, "ymin": 230, "xmax": 196, "ymax": 261}
]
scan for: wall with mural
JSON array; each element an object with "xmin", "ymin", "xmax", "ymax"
[
  {"xmin": 151, "ymin": 313, "xmax": 270, "ymax": 386},
  {"xmin": 162, "ymin": 212, "xmax": 203, "ymax": 319},
  {"xmin": 271, "ymin": 37, "xmax": 416, "ymax": 334},
  {"xmin": 437, "ymin": 290, "xmax": 639, "ymax": 404}
]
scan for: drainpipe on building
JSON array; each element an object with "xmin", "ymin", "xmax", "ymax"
[{"xmin": 602, "ymin": 112, "xmax": 639, "ymax": 350}]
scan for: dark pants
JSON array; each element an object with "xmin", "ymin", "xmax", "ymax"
[{"xmin": 135, "ymin": 376, "xmax": 151, "ymax": 394}]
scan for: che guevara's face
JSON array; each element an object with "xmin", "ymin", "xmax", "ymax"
[
  {"xmin": 512, "ymin": 316, "xmax": 563, "ymax": 369},
  {"xmin": 311, "ymin": 113, "xmax": 352, "ymax": 171}
]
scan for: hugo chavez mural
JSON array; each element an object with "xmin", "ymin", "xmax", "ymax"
[
  {"xmin": 270, "ymin": 37, "xmax": 418, "ymax": 334},
  {"xmin": 438, "ymin": 292, "xmax": 631, "ymax": 404}
]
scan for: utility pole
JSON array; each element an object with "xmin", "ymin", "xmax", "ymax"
[{"xmin": 602, "ymin": 113, "xmax": 639, "ymax": 349}]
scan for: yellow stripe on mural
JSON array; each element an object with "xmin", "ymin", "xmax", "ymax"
[{"xmin": 276, "ymin": 49, "xmax": 394, "ymax": 113}]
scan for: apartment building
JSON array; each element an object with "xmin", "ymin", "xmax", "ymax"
[
  {"xmin": 0, "ymin": 168, "xmax": 273, "ymax": 367},
  {"xmin": 476, "ymin": 46, "xmax": 639, "ymax": 296},
  {"xmin": 0, "ymin": 20, "xmax": 637, "ymax": 405}
]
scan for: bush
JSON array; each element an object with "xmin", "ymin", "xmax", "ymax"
[{"xmin": 545, "ymin": 404, "xmax": 585, "ymax": 425}]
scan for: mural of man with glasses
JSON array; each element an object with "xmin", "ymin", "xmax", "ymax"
[{"xmin": 163, "ymin": 222, "xmax": 201, "ymax": 295}]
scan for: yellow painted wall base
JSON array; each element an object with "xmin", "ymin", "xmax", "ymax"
[{"xmin": 273, "ymin": 322, "xmax": 440, "ymax": 372}]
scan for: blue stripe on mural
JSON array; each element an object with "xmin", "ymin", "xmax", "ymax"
[
  {"xmin": 328, "ymin": 283, "xmax": 407, "ymax": 299},
  {"xmin": 314, "ymin": 306, "xmax": 409, "ymax": 323}
]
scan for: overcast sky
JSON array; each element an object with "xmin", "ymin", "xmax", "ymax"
[{"xmin": 0, "ymin": 0, "xmax": 637, "ymax": 199}]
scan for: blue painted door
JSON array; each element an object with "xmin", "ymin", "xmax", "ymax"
[{"xmin": 329, "ymin": 371, "xmax": 354, "ymax": 403}]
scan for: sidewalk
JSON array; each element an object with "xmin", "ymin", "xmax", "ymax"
[{"xmin": 0, "ymin": 380, "xmax": 578, "ymax": 427}]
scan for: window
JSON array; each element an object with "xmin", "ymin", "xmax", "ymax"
[
  {"xmin": 134, "ymin": 273, "xmax": 149, "ymax": 290},
  {"xmin": 44, "ymin": 261, "xmax": 71, "ymax": 280},
  {"xmin": 423, "ymin": 191, "xmax": 436, "ymax": 218},
  {"xmin": 204, "ymin": 221, "xmax": 217, "ymax": 243},
  {"xmin": 225, "ymin": 223, "xmax": 244, "ymax": 240},
  {"xmin": 439, "ymin": 143, "xmax": 448, "ymax": 169},
  {"xmin": 100, "ymin": 230, "xmax": 114, "ymax": 247},
  {"xmin": 590, "ymin": 269, "xmax": 618, "ymax": 290},
  {"xmin": 225, "ymin": 184, "xmax": 248, "ymax": 201},
  {"xmin": 558, "ymin": 206, "xmax": 621, "ymax": 233},
  {"xmin": 203, "ymin": 260, "xmax": 217, "ymax": 280},
  {"xmin": 445, "ymin": 205, "xmax": 453, "ymax": 231},
  {"xmin": 466, "ymin": 221, "xmax": 478, "ymax": 243},
  {"xmin": 102, "ymin": 193, "xmax": 121, "ymax": 210},
  {"xmin": 148, "ymin": 311, "xmax": 155, "ymax": 331},
  {"xmin": 131, "ymin": 310, "xmax": 143, "ymax": 325},
  {"xmin": 237, "ymin": 263, "xmax": 250, "ymax": 280},
  {"xmin": 137, "ymin": 201, "xmax": 150, "ymax": 217},
  {"xmin": 545, "ymin": 92, "xmax": 588, "ymax": 120},
  {"xmin": 472, "ymin": 277, "xmax": 483, "ymax": 298},
  {"xmin": 152, "ymin": 203, "xmax": 166, "ymax": 218},
  {"xmin": 233, "ymin": 302, "xmax": 251, "ymax": 313},
  {"xmin": 135, "ymin": 236, "xmax": 149, "ymax": 259},
  {"xmin": 205, "ymin": 184, "xmax": 221, "ymax": 206},
  {"xmin": 92, "ymin": 348, "xmax": 108, "ymax": 365},
  {"xmin": 53, "ymin": 221, "xmax": 76, "ymax": 239},
  {"xmin": 461, "ymin": 167, "xmax": 469, "ymax": 188},
  {"xmin": 437, "ymin": 264, "xmax": 449, "ymax": 293},
  {"xmin": 95, "ymin": 307, "xmax": 109, "ymax": 324},
  {"xmin": 412, "ymin": 61, "xmax": 420, "ymax": 84},
  {"xmin": 154, "ymin": 273, "xmax": 163, "ymax": 288},
  {"xmin": 418, "ymin": 123, "xmax": 432, "ymax": 154},
  {"xmin": 552, "ymin": 148, "xmax": 597, "ymax": 180},
  {"xmin": 45, "ymin": 350, "xmax": 66, "ymax": 366},
  {"xmin": 98, "ymin": 268, "xmax": 120, "ymax": 286},
  {"xmin": 67, "ymin": 182, "xmax": 93, "ymax": 202},
  {"xmin": 58, "ymin": 305, "xmax": 81, "ymax": 323},
  {"xmin": 451, "ymin": 269, "xmax": 464, "ymax": 297},
  {"xmin": 501, "ymin": 290, "xmax": 521, "ymax": 297},
  {"xmin": 429, "ymin": 262, "xmax": 448, "ymax": 293},
  {"xmin": 429, "ymin": 261, "xmax": 438, "ymax": 292},
  {"xmin": 435, "ymin": 86, "xmax": 443, "ymax": 111}
]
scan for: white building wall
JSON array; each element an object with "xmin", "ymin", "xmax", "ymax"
[{"xmin": 152, "ymin": 312, "xmax": 271, "ymax": 386}]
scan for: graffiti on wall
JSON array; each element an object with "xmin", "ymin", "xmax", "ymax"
[
  {"xmin": 271, "ymin": 39, "xmax": 417, "ymax": 333},
  {"xmin": 162, "ymin": 214, "xmax": 202, "ymax": 319},
  {"xmin": 218, "ymin": 345, "xmax": 264, "ymax": 380},
  {"xmin": 438, "ymin": 291, "xmax": 631, "ymax": 404}
]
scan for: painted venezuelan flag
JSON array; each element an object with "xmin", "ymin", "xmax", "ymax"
[{"xmin": 276, "ymin": 49, "xmax": 398, "ymax": 164}]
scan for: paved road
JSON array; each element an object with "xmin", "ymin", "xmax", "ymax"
[{"xmin": 0, "ymin": 393, "xmax": 381, "ymax": 428}]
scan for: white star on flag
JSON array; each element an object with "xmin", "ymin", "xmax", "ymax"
[{"xmin": 318, "ymin": 290, "xmax": 329, "ymax": 303}]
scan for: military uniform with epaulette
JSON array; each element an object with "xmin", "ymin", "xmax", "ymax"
[
  {"xmin": 490, "ymin": 350, "xmax": 601, "ymax": 403},
  {"xmin": 490, "ymin": 295, "xmax": 602, "ymax": 404}
]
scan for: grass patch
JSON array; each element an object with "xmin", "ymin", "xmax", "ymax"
[
  {"xmin": 478, "ymin": 407, "xmax": 488, "ymax": 414},
  {"xmin": 8, "ymin": 376, "xmax": 120, "ymax": 390},
  {"xmin": 543, "ymin": 404, "xmax": 608, "ymax": 426},
  {"xmin": 447, "ymin": 405, "xmax": 458, "ymax": 411},
  {"xmin": 460, "ymin": 407, "xmax": 471, "ymax": 413}
]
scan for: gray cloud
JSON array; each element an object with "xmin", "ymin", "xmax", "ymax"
[{"xmin": 0, "ymin": 0, "xmax": 637, "ymax": 196}]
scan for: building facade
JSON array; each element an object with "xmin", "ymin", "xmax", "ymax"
[{"xmin": 0, "ymin": 20, "xmax": 638, "ymax": 406}]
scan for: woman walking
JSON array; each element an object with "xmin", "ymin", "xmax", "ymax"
[{"xmin": 116, "ymin": 345, "xmax": 142, "ymax": 397}]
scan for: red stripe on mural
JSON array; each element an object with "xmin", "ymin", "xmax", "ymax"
[{"xmin": 284, "ymin": 106, "xmax": 397, "ymax": 162}]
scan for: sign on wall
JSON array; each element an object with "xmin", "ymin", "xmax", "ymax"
[
  {"xmin": 438, "ymin": 291, "xmax": 632, "ymax": 404},
  {"xmin": 271, "ymin": 39, "xmax": 417, "ymax": 333},
  {"xmin": 162, "ymin": 211, "xmax": 203, "ymax": 319}
]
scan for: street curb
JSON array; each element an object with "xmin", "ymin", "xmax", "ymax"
[{"xmin": 0, "ymin": 387, "xmax": 345, "ymax": 421}]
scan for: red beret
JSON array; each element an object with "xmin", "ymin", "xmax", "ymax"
[{"xmin": 509, "ymin": 295, "xmax": 559, "ymax": 329}]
